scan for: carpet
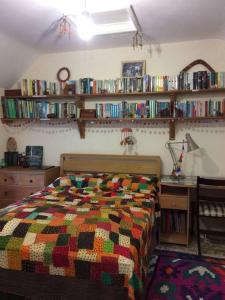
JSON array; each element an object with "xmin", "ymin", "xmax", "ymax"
[{"xmin": 146, "ymin": 251, "xmax": 225, "ymax": 300}]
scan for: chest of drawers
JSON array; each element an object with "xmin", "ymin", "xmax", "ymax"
[{"xmin": 0, "ymin": 166, "xmax": 60, "ymax": 208}]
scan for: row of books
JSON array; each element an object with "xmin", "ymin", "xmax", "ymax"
[
  {"xmin": 3, "ymin": 98, "xmax": 225, "ymax": 120},
  {"xmin": 95, "ymin": 100, "xmax": 170, "ymax": 119},
  {"xmin": 20, "ymin": 71, "xmax": 225, "ymax": 96},
  {"xmin": 174, "ymin": 99, "xmax": 225, "ymax": 118},
  {"xmin": 79, "ymin": 76, "xmax": 178, "ymax": 93},
  {"xmin": 77, "ymin": 76, "xmax": 151, "ymax": 94},
  {"xmin": 79, "ymin": 72, "xmax": 225, "ymax": 93},
  {"xmin": 1, "ymin": 98, "xmax": 79, "ymax": 119},
  {"xmin": 178, "ymin": 71, "xmax": 225, "ymax": 91},
  {"xmin": 20, "ymin": 79, "xmax": 76, "ymax": 96},
  {"xmin": 152, "ymin": 72, "xmax": 225, "ymax": 92},
  {"xmin": 161, "ymin": 210, "xmax": 186, "ymax": 233}
]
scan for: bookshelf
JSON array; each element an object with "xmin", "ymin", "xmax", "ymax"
[
  {"xmin": 76, "ymin": 88, "xmax": 225, "ymax": 139},
  {"xmin": 159, "ymin": 176, "xmax": 196, "ymax": 246},
  {"xmin": 1, "ymin": 88, "xmax": 225, "ymax": 139},
  {"xmin": 1, "ymin": 94, "xmax": 85, "ymax": 136}
]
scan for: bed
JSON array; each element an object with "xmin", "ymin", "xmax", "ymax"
[{"xmin": 0, "ymin": 154, "xmax": 161, "ymax": 300}]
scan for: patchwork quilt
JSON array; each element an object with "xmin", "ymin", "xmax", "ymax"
[{"xmin": 0, "ymin": 173, "xmax": 158, "ymax": 300}]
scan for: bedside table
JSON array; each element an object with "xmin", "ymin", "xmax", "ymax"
[
  {"xmin": 0, "ymin": 166, "xmax": 60, "ymax": 208},
  {"xmin": 159, "ymin": 175, "xmax": 196, "ymax": 246}
]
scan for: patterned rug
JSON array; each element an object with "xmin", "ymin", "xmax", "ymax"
[{"xmin": 146, "ymin": 251, "xmax": 225, "ymax": 300}]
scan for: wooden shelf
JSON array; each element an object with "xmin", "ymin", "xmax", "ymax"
[
  {"xmin": 80, "ymin": 117, "xmax": 172, "ymax": 122},
  {"xmin": 3, "ymin": 116, "xmax": 224, "ymax": 122},
  {"xmin": 176, "ymin": 116, "xmax": 225, "ymax": 121},
  {"xmin": 77, "ymin": 88, "xmax": 225, "ymax": 98},
  {"xmin": 160, "ymin": 232, "xmax": 188, "ymax": 245},
  {"xmin": 3, "ymin": 88, "xmax": 225, "ymax": 100},
  {"xmin": 76, "ymin": 91, "xmax": 176, "ymax": 98},
  {"xmin": 2, "ymin": 114, "xmax": 225, "ymax": 140},
  {"xmin": 2, "ymin": 87, "xmax": 225, "ymax": 140},
  {"xmin": 1, "ymin": 118, "xmax": 78, "ymax": 122},
  {"xmin": 1, "ymin": 95, "xmax": 77, "ymax": 100},
  {"xmin": 175, "ymin": 88, "xmax": 225, "ymax": 95}
]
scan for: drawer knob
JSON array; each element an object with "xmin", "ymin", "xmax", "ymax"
[
  {"xmin": 4, "ymin": 178, "xmax": 7, "ymax": 182},
  {"xmin": 29, "ymin": 179, "xmax": 33, "ymax": 183}
]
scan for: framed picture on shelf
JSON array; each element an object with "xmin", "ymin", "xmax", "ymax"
[{"xmin": 121, "ymin": 60, "xmax": 146, "ymax": 77}]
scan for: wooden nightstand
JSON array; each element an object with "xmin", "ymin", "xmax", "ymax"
[
  {"xmin": 0, "ymin": 166, "xmax": 60, "ymax": 208},
  {"xmin": 159, "ymin": 176, "xmax": 196, "ymax": 246}
]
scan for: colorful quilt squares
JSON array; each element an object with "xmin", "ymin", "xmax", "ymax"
[{"xmin": 0, "ymin": 173, "xmax": 158, "ymax": 300}]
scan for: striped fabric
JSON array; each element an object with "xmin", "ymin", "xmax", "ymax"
[{"xmin": 199, "ymin": 201, "xmax": 225, "ymax": 217}]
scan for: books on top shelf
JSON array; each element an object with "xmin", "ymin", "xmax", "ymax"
[
  {"xmin": 20, "ymin": 79, "xmax": 76, "ymax": 96},
  {"xmin": 77, "ymin": 72, "xmax": 225, "ymax": 94},
  {"xmin": 1, "ymin": 98, "xmax": 80, "ymax": 119},
  {"xmin": 77, "ymin": 76, "xmax": 151, "ymax": 94},
  {"xmin": 178, "ymin": 71, "xmax": 225, "ymax": 90},
  {"xmin": 19, "ymin": 71, "xmax": 225, "ymax": 97}
]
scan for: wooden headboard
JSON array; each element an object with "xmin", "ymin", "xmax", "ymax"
[{"xmin": 60, "ymin": 154, "xmax": 161, "ymax": 178}]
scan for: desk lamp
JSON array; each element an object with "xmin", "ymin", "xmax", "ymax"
[{"xmin": 166, "ymin": 133, "xmax": 199, "ymax": 178}]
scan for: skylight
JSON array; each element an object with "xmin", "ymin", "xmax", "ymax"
[{"xmin": 90, "ymin": 9, "xmax": 136, "ymax": 35}]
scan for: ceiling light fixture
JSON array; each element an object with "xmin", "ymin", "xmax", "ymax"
[
  {"xmin": 76, "ymin": 0, "xmax": 95, "ymax": 41},
  {"xmin": 56, "ymin": 2, "xmax": 141, "ymax": 45},
  {"xmin": 76, "ymin": 11, "xmax": 95, "ymax": 41}
]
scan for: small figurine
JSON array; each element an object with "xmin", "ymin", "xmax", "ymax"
[
  {"xmin": 120, "ymin": 127, "xmax": 137, "ymax": 156},
  {"xmin": 120, "ymin": 128, "xmax": 134, "ymax": 146},
  {"xmin": 120, "ymin": 135, "xmax": 135, "ymax": 146}
]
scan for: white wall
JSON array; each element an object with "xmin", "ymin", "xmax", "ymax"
[{"xmin": 5, "ymin": 39, "xmax": 225, "ymax": 176}]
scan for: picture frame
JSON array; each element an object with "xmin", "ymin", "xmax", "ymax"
[
  {"xmin": 25, "ymin": 146, "xmax": 43, "ymax": 168},
  {"xmin": 121, "ymin": 60, "xmax": 146, "ymax": 77}
]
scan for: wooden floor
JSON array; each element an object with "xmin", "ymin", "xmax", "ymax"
[{"xmin": 157, "ymin": 235, "xmax": 225, "ymax": 258}]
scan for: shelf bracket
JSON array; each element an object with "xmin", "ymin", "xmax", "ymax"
[
  {"xmin": 77, "ymin": 120, "xmax": 85, "ymax": 139},
  {"xmin": 169, "ymin": 119, "xmax": 176, "ymax": 140}
]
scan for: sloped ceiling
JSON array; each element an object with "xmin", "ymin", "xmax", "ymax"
[
  {"xmin": 0, "ymin": 32, "xmax": 39, "ymax": 88},
  {"xmin": 0, "ymin": 0, "xmax": 225, "ymax": 87}
]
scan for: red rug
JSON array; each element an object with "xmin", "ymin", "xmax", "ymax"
[{"xmin": 146, "ymin": 251, "xmax": 225, "ymax": 300}]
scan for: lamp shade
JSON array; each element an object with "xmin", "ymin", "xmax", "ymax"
[{"xmin": 185, "ymin": 133, "xmax": 199, "ymax": 152}]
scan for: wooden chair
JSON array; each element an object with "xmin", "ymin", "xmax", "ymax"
[{"xmin": 196, "ymin": 176, "xmax": 225, "ymax": 256}]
